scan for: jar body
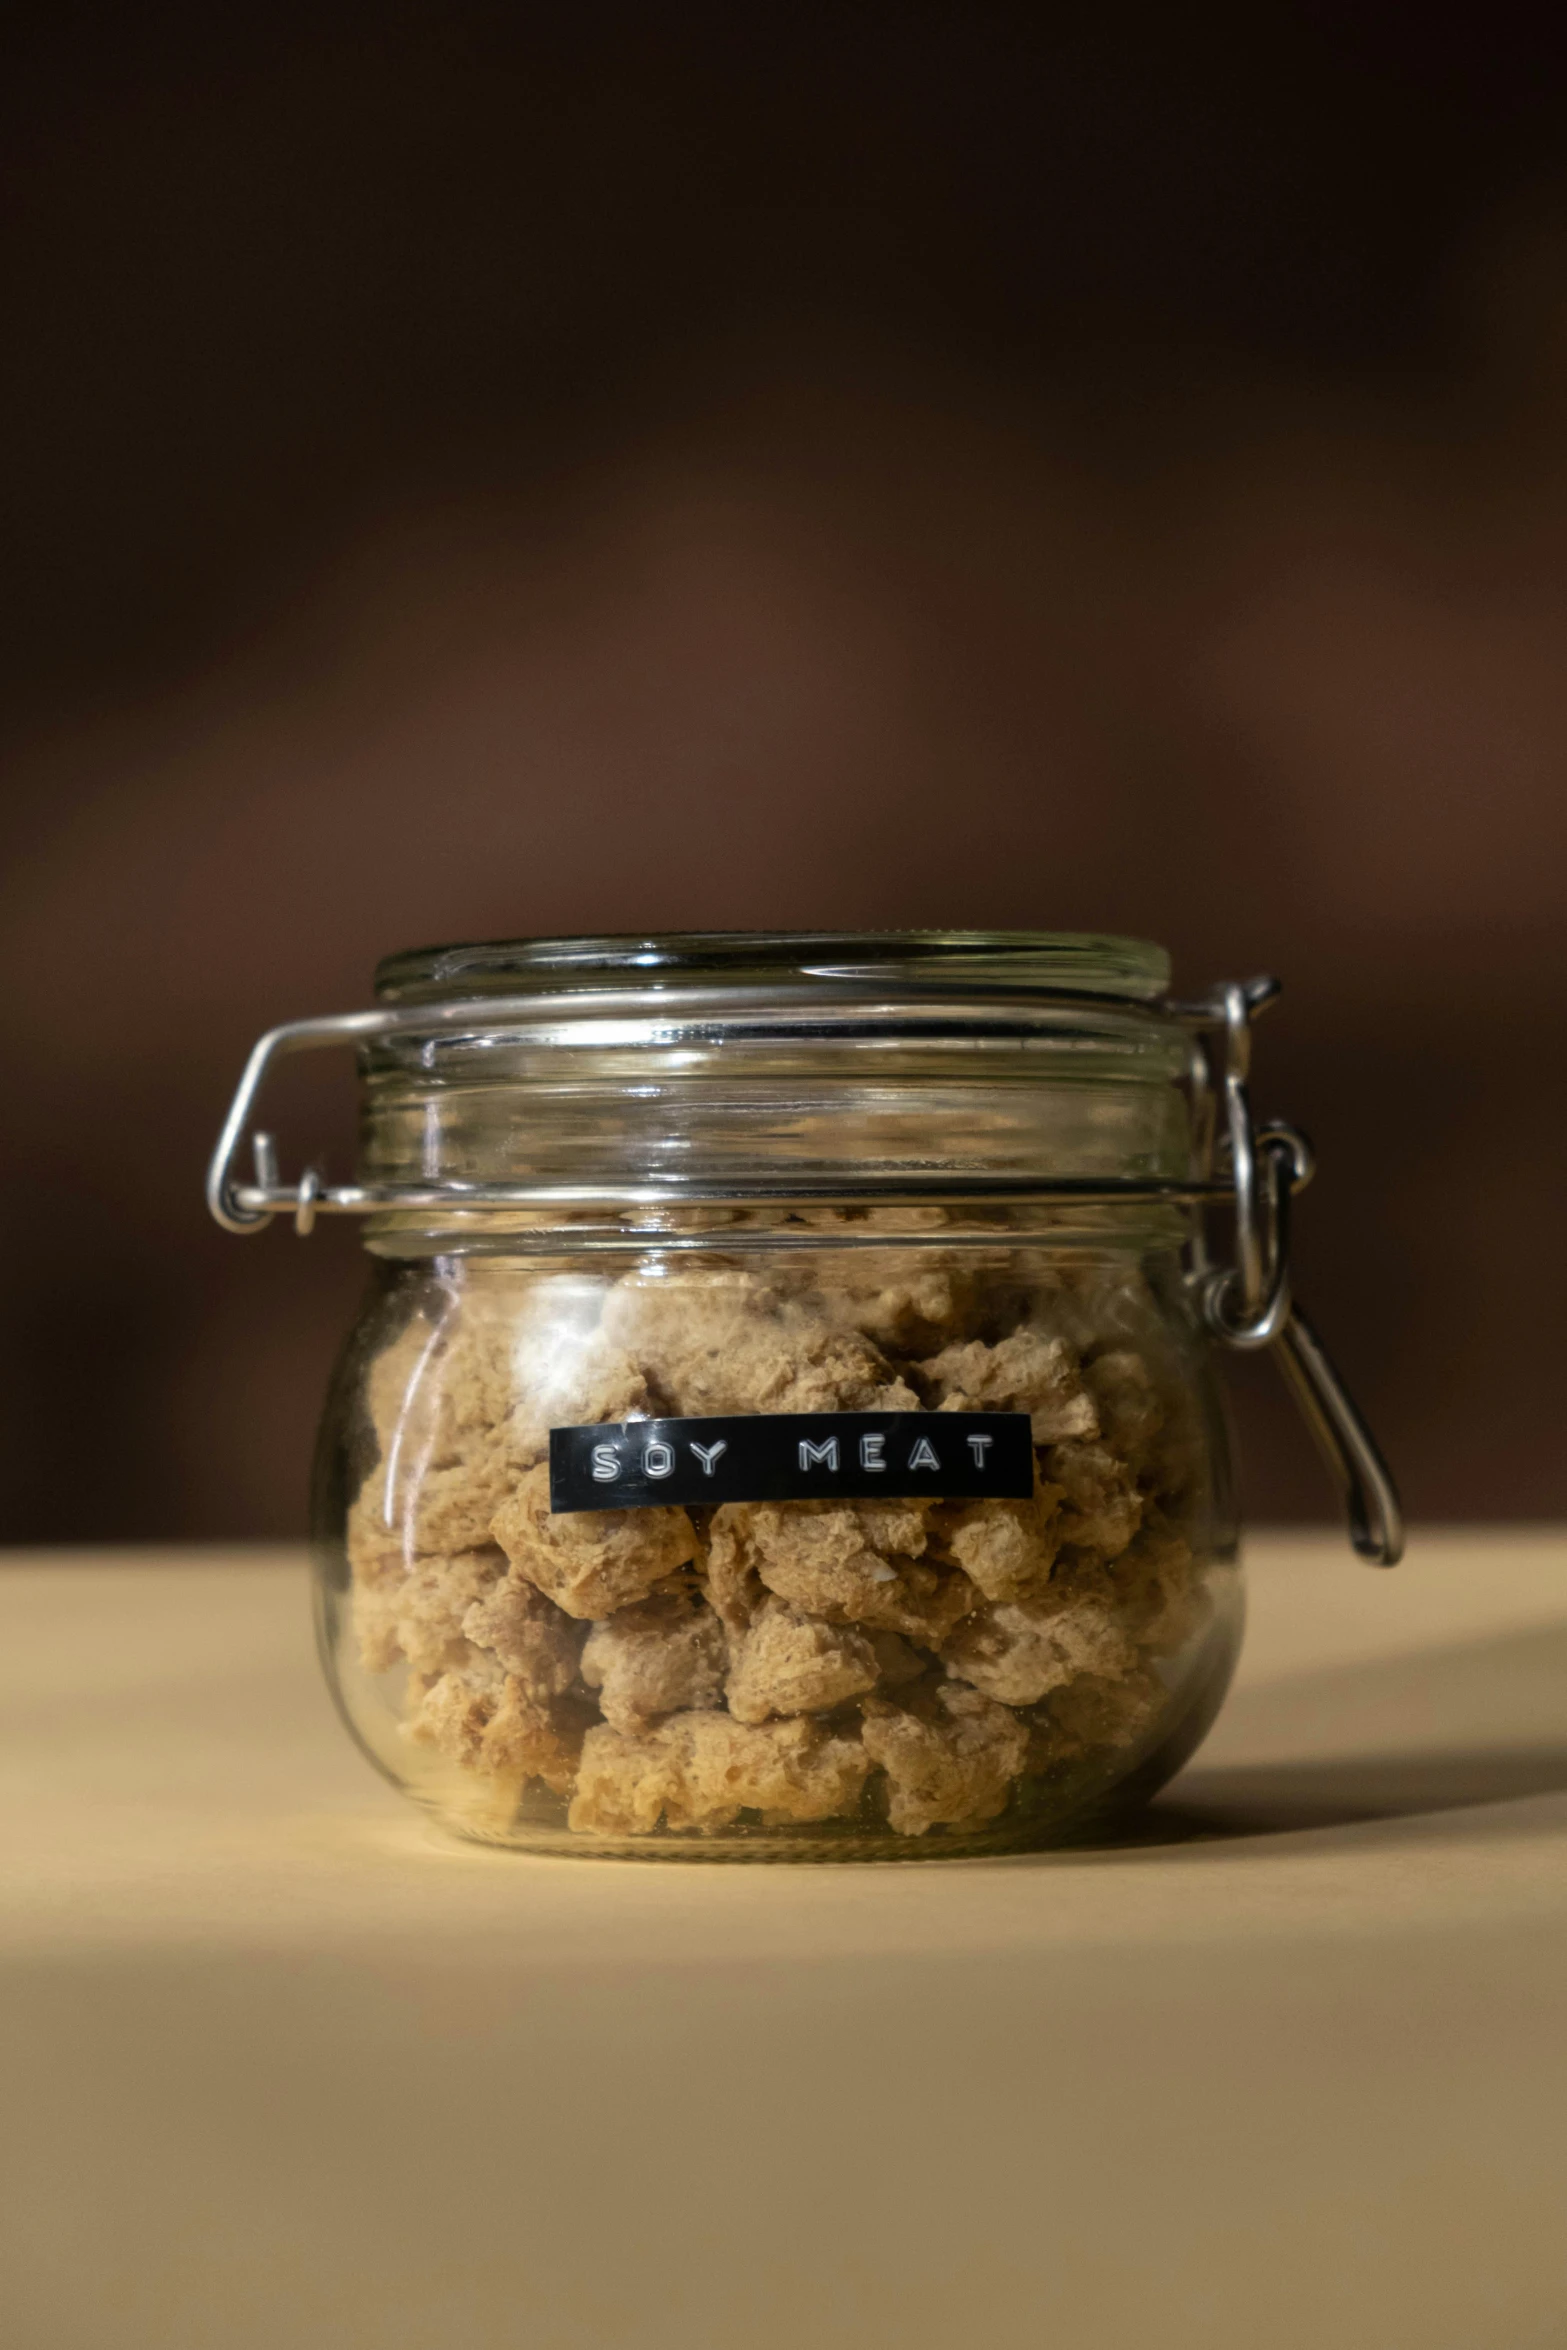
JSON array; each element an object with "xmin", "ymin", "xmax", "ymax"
[{"xmin": 314, "ymin": 1224, "xmax": 1240, "ymax": 1859}]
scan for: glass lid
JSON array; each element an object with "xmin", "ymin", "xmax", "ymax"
[{"xmin": 374, "ymin": 929, "xmax": 1171, "ymax": 1006}]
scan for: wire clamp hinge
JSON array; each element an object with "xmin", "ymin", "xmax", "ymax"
[{"xmin": 1190, "ymin": 976, "xmax": 1404, "ymax": 1566}]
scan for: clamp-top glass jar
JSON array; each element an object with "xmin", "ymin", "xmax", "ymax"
[{"xmin": 209, "ymin": 931, "xmax": 1401, "ymax": 1860}]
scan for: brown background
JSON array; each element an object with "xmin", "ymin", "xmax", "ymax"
[{"xmin": 2, "ymin": 4, "xmax": 1565, "ymax": 1541}]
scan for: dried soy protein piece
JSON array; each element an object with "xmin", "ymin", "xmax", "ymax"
[
  {"xmin": 825, "ymin": 1265, "xmax": 972, "ymax": 1355},
  {"xmin": 861, "ymin": 1683, "xmax": 1029, "ymax": 1835},
  {"xmin": 566, "ymin": 1720, "xmax": 689, "ymax": 1835},
  {"xmin": 1083, "ymin": 1348, "xmax": 1166, "ymax": 1458},
  {"xmin": 1115, "ymin": 1518, "xmax": 1208, "ymax": 1656},
  {"xmin": 352, "ymin": 1289, "xmax": 659, "ymax": 1568},
  {"xmin": 670, "ymin": 1712, "xmax": 872, "ymax": 1828},
  {"xmin": 1027, "ymin": 1668, "xmax": 1166, "ymax": 1768},
  {"xmin": 725, "ymin": 1598, "xmax": 880, "ymax": 1724},
  {"xmin": 603, "ymin": 1274, "xmax": 919, "ymax": 1418},
  {"xmin": 353, "ymin": 1545, "xmax": 507, "ymax": 1673},
  {"xmin": 462, "ymin": 1574, "xmax": 586, "ymax": 1697},
  {"xmin": 568, "ymin": 1711, "xmax": 871, "ymax": 1835},
  {"xmin": 933, "ymin": 1480, "xmax": 1066, "ymax": 1604},
  {"xmin": 406, "ymin": 1457, "xmax": 519, "ymax": 1559},
  {"xmin": 867, "ymin": 1630, "xmax": 931, "ymax": 1690},
  {"xmin": 402, "ymin": 1655, "xmax": 505, "ymax": 1765},
  {"xmin": 357, "ymin": 1307, "xmax": 445, "ymax": 1476},
  {"xmin": 497, "ymin": 1343, "xmax": 655, "ymax": 1474},
  {"xmin": 345, "ymin": 1493, "xmax": 405, "ymax": 1596},
  {"xmin": 918, "ymin": 1327, "xmax": 1100, "ymax": 1443},
  {"xmin": 942, "ymin": 1586, "xmax": 1138, "ymax": 1707},
  {"xmin": 719, "ymin": 1495, "xmax": 933, "ymax": 1574},
  {"xmin": 345, "ymin": 1316, "xmax": 507, "ymax": 1561},
  {"xmin": 432, "ymin": 1339, "xmax": 654, "ymax": 1547},
  {"xmin": 490, "ymin": 1464, "xmax": 698, "ymax": 1619},
  {"xmin": 1033, "ymin": 1261, "xmax": 1164, "ymax": 1358},
  {"xmin": 701, "ymin": 1511, "xmax": 765, "ymax": 1632},
  {"xmin": 345, "ymin": 1489, "xmax": 410, "ymax": 1593},
  {"xmin": 479, "ymin": 1679, "xmax": 592, "ymax": 1795},
  {"xmin": 404, "ymin": 1657, "xmax": 586, "ymax": 1795},
  {"xmin": 430, "ymin": 1284, "xmax": 653, "ymax": 1463},
  {"xmin": 718, "ymin": 1499, "xmax": 978, "ymax": 1644},
  {"xmin": 346, "ymin": 1413, "xmax": 508, "ymax": 1581},
  {"xmin": 1043, "ymin": 1440, "xmax": 1144, "ymax": 1560},
  {"xmin": 812, "ymin": 1246, "xmax": 1007, "ymax": 1355},
  {"xmin": 580, "ymin": 1594, "xmax": 728, "ymax": 1732}
]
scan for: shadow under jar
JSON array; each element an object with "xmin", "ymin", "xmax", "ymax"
[{"xmin": 208, "ymin": 930, "xmax": 1401, "ymax": 1860}]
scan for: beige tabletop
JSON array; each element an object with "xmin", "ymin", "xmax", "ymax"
[{"xmin": 2, "ymin": 1530, "xmax": 1565, "ymax": 2350}]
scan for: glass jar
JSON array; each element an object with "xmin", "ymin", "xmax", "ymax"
[{"xmin": 208, "ymin": 930, "xmax": 1401, "ymax": 1860}]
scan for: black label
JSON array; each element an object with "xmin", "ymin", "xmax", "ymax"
[{"xmin": 548, "ymin": 1411, "xmax": 1034, "ymax": 1514}]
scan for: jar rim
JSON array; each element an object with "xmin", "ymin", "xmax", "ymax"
[{"xmin": 374, "ymin": 928, "xmax": 1170, "ymax": 1007}]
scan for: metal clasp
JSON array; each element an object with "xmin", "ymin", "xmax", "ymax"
[
  {"xmin": 206, "ymin": 976, "xmax": 1405, "ymax": 1566},
  {"xmin": 205, "ymin": 1011, "xmax": 397, "ymax": 1233},
  {"xmin": 1182, "ymin": 977, "xmax": 1404, "ymax": 1566}
]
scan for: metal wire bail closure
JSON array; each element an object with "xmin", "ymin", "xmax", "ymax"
[
  {"xmin": 204, "ymin": 965, "xmax": 1404, "ymax": 1566},
  {"xmin": 1189, "ymin": 980, "xmax": 1403, "ymax": 1567}
]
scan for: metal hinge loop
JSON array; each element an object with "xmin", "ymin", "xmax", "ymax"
[{"xmin": 1187, "ymin": 976, "xmax": 1404, "ymax": 1567}]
